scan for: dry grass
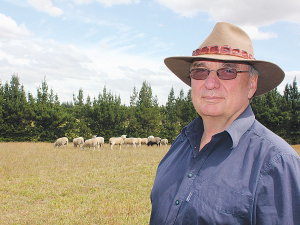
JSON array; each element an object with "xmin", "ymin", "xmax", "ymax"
[
  {"xmin": 0, "ymin": 142, "xmax": 169, "ymax": 224},
  {"xmin": 1, "ymin": 143, "xmax": 299, "ymax": 224},
  {"xmin": 293, "ymin": 144, "xmax": 300, "ymax": 155}
]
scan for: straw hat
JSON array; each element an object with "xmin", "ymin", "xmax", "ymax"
[{"xmin": 164, "ymin": 22, "xmax": 284, "ymax": 96}]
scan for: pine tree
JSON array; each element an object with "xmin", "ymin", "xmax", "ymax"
[
  {"xmin": 136, "ymin": 81, "xmax": 161, "ymax": 137},
  {"xmin": 0, "ymin": 74, "xmax": 34, "ymax": 141},
  {"xmin": 284, "ymin": 77, "xmax": 300, "ymax": 144},
  {"xmin": 34, "ymin": 77, "xmax": 69, "ymax": 141},
  {"xmin": 127, "ymin": 86, "xmax": 139, "ymax": 137},
  {"xmin": 162, "ymin": 87, "xmax": 181, "ymax": 142}
]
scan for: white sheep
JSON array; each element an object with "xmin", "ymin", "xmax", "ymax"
[
  {"xmin": 109, "ymin": 135, "xmax": 126, "ymax": 150},
  {"xmin": 124, "ymin": 138, "xmax": 137, "ymax": 149},
  {"xmin": 141, "ymin": 138, "xmax": 148, "ymax": 145},
  {"xmin": 54, "ymin": 137, "xmax": 68, "ymax": 149},
  {"xmin": 73, "ymin": 137, "xmax": 84, "ymax": 148},
  {"xmin": 161, "ymin": 139, "xmax": 168, "ymax": 146},
  {"xmin": 136, "ymin": 138, "xmax": 142, "ymax": 147},
  {"xmin": 92, "ymin": 136, "xmax": 104, "ymax": 150},
  {"xmin": 81, "ymin": 138, "xmax": 99, "ymax": 151}
]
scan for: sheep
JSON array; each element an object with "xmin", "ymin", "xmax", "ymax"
[
  {"xmin": 109, "ymin": 135, "xmax": 126, "ymax": 150},
  {"xmin": 54, "ymin": 137, "xmax": 68, "ymax": 149},
  {"xmin": 124, "ymin": 138, "xmax": 137, "ymax": 149},
  {"xmin": 141, "ymin": 138, "xmax": 148, "ymax": 145},
  {"xmin": 161, "ymin": 139, "xmax": 168, "ymax": 146},
  {"xmin": 147, "ymin": 137, "xmax": 161, "ymax": 147},
  {"xmin": 92, "ymin": 136, "xmax": 104, "ymax": 150},
  {"xmin": 136, "ymin": 138, "xmax": 142, "ymax": 147},
  {"xmin": 81, "ymin": 138, "xmax": 98, "ymax": 151},
  {"xmin": 73, "ymin": 137, "xmax": 84, "ymax": 148}
]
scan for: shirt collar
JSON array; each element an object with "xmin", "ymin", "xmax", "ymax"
[
  {"xmin": 225, "ymin": 104, "xmax": 255, "ymax": 148},
  {"xmin": 183, "ymin": 104, "xmax": 255, "ymax": 151}
]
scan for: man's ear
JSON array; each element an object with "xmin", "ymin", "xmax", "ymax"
[{"xmin": 248, "ymin": 75, "xmax": 258, "ymax": 99}]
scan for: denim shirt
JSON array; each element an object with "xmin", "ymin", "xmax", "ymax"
[{"xmin": 150, "ymin": 105, "xmax": 300, "ymax": 224}]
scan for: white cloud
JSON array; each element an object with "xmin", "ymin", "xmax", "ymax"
[
  {"xmin": 277, "ymin": 71, "xmax": 300, "ymax": 94},
  {"xmin": 239, "ymin": 25, "xmax": 278, "ymax": 40},
  {"xmin": 27, "ymin": 0, "xmax": 64, "ymax": 17},
  {"xmin": 155, "ymin": 0, "xmax": 300, "ymax": 30},
  {"xmin": 0, "ymin": 14, "xmax": 33, "ymax": 39},
  {"xmin": 71, "ymin": 0, "xmax": 140, "ymax": 7},
  {"xmin": 0, "ymin": 35, "xmax": 183, "ymax": 105}
]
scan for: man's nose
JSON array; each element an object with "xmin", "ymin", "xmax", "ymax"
[{"xmin": 205, "ymin": 70, "xmax": 221, "ymax": 90}]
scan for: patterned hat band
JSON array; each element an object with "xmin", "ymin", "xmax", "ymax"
[{"xmin": 192, "ymin": 45, "xmax": 255, "ymax": 60}]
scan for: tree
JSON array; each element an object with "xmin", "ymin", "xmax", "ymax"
[
  {"xmin": 161, "ymin": 87, "xmax": 181, "ymax": 142},
  {"xmin": 70, "ymin": 88, "xmax": 92, "ymax": 140},
  {"xmin": 34, "ymin": 77, "xmax": 70, "ymax": 141},
  {"xmin": 135, "ymin": 81, "xmax": 161, "ymax": 137},
  {"xmin": 0, "ymin": 74, "xmax": 34, "ymax": 141},
  {"xmin": 283, "ymin": 77, "xmax": 300, "ymax": 144},
  {"xmin": 127, "ymin": 85, "xmax": 139, "ymax": 137}
]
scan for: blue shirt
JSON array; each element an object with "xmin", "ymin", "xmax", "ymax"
[{"xmin": 150, "ymin": 105, "xmax": 300, "ymax": 224}]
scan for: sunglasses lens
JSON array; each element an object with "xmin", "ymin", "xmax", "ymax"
[
  {"xmin": 190, "ymin": 68, "xmax": 209, "ymax": 80},
  {"xmin": 218, "ymin": 68, "xmax": 237, "ymax": 80}
]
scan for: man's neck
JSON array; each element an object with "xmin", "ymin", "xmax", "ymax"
[{"xmin": 199, "ymin": 108, "xmax": 245, "ymax": 151}]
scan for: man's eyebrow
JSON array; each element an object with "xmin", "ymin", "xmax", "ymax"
[
  {"xmin": 192, "ymin": 62, "xmax": 206, "ymax": 67},
  {"xmin": 192, "ymin": 62, "xmax": 239, "ymax": 68},
  {"xmin": 222, "ymin": 63, "xmax": 238, "ymax": 68}
]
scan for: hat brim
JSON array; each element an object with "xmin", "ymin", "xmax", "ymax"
[{"xmin": 164, "ymin": 55, "xmax": 285, "ymax": 97}]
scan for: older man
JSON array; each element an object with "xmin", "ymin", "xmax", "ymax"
[{"xmin": 150, "ymin": 22, "xmax": 300, "ymax": 224}]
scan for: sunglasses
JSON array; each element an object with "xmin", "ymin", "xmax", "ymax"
[{"xmin": 189, "ymin": 67, "xmax": 249, "ymax": 80}]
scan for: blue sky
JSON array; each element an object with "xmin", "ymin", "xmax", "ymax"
[{"xmin": 0, "ymin": 0, "xmax": 299, "ymax": 105}]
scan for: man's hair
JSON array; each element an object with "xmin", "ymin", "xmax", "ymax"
[{"xmin": 248, "ymin": 64, "xmax": 259, "ymax": 77}]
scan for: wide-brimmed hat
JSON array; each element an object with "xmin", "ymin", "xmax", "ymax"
[{"xmin": 164, "ymin": 22, "xmax": 285, "ymax": 96}]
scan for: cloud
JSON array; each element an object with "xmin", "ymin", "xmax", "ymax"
[
  {"xmin": 0, "ymin": 34, "xmax": 185, "ymax": 105},
  {"xmin": 0, "ymin": 14, "xmax": 33, "ymax": 39},
  {"xmin": 71, "ymin": 0, "xmax": 140, "ymax": 7},
  {"xmin": 27, "ymin": 0, "xmax": 64, "ymax": 17},
  {"xmin": 239, "ymin": 25, "xmax": 278, "ymax": 40},
  {"xmin": 155, "ymin": 0, "xmax": 300, "ymax": 28},
  {"xmin": 277, "ymin": 70, "xmax": 300, "ymax": 94}
]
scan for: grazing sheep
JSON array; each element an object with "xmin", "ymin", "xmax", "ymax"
[
  {"xmin": 73, "ymin": 137, "xmax": 84, "ymax": 148},
  {"xmin": 136, "ymin": 138, "xmax": 142, "ymax": 147},
  {"xmin": 109, "ymin": 135, "xmax": 126, "ymax": 150},
  {"xmin": 92, "ymin": 136, "xmax": 105, "ymax": 150},
  {"xmin": 161, "ymin": 139, "xmax": 168, "ymax": 146},
  {"xmin": 124, "ymin": 138, "xmax": 137, "ymax": 149},
  {"xmin": 54, "ymin": 137, "xmax": 68, "ymax": 149},
  {"xmin": 147, "ymin": 137, "xmax": 161, "ymax": 147},
  {"xmin": 141, "ymin": 138, "xmax": 148, "ymax": 145},
  {"xmin": 81, "ymin": 138, "xmax": 98, "ymax": 151}
]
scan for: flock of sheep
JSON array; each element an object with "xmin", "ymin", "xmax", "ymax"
[{"xmin": 53, "ymin": 135, "xmax": 168, "ymax": 151}]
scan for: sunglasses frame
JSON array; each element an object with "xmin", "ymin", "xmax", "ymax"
[{"xmin": 189, "ymin": 67, "xmax": 249, "ymax": 80}]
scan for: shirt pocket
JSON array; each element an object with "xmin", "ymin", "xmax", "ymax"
[{"xmin": 182, "ymin": 178, "xmax": 253, "ymax": 224}]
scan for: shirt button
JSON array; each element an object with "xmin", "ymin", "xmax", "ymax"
[
  {"xmin": 188, "ymin": 173, "xmax": 193, "ymax": 178},
  {"xmin": 175, "ymin": 200, "xmax": 180, "ymax": 205}
]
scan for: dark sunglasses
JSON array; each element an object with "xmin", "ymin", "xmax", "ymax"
[{"xmin": 190, "ymin": 67, "xmax": 248, "ymax": 80}]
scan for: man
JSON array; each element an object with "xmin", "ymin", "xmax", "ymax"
[{"xmin": 150, "ymin": 22, "xmax": 300, "ymax": 224}]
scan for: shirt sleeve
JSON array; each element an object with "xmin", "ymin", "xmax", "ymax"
[{"xmin": 254, "ymin": 153, "xmax": 300, "ymax": 224}]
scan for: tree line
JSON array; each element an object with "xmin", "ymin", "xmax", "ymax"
[{"xmin": 0, "ymin": 74, "xmax": 299, "ymax": 144}]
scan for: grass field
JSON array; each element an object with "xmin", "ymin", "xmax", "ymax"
[
  {"xmin": 0, "ymin": 142, "xmax": 169, "ymax": 224},
  {"xmin": 1, "ymin": 143, "xmax": 300, "ymax": 224}
]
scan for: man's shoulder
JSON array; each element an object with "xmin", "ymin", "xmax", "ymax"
[{"xmin": 250, "ymin": 119, "xmax": 297, "ymax": 156}]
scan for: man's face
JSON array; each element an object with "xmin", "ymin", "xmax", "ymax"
[{"xmin": 191, "ymin": 60, "xmax": 258, "ymax": 121}]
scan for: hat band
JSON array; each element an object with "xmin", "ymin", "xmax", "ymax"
[{"xmin": 192, "ymin": 45, "xmax": 255, "ymax": 60}]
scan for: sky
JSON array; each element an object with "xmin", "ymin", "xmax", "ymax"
[{"xmin": 0, "ymin": 0, "xmax": 299, "ymax": 105}]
